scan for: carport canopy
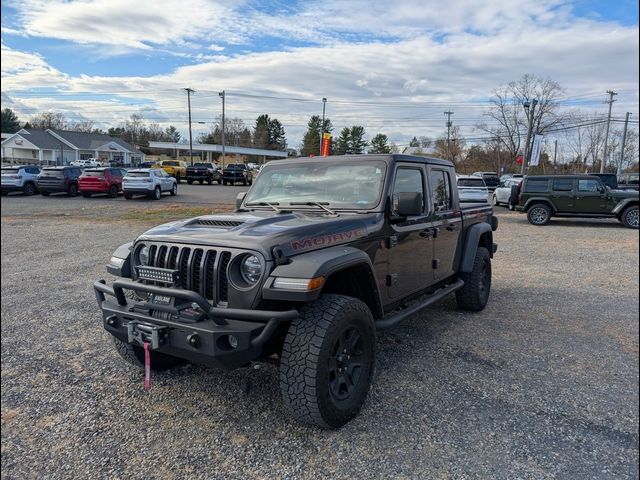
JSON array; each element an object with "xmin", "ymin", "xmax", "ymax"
[{"xmin": 148, "ymin": 141, "xmax": 288, "ymax": 158}]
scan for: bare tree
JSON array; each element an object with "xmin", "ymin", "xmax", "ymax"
[
  {"xmin": 69, "ymin": 120, "xmax": 95, "ymax": 133},
  {"xmin": 434, "ymin": 126, "xmax": 466, "ymax": 165},
  {"xmin": 29, "ymin": 111, "xmax": 68, "ymax": 130}
]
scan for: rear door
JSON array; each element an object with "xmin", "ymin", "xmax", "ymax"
[
  {"xmin": 573, "ymin": 178, "xmax": 608, "ymax": 213},
  {"xmin": 550, "ymin": 178, "xmax": 575, "ymax": 212},
  {"xmin": 387, "ymin": 164, "xmax": 434, "ymax": 299},
  {"xmin": 428, "ymin": 166, "xmax": 462, "ymax": 282}
]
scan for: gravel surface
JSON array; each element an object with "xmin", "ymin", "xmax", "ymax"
[{"xmin": 1, "ymin": 198, "xmax": 638, "ymax": 479}]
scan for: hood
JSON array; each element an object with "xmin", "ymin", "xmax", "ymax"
[
  {"xmin": 136, "ymin": 209, "xmax": 381, "ymax": 259},
  {"xmin": 610, "ymin": 188, "xmax": 639, "ymax": 199}
]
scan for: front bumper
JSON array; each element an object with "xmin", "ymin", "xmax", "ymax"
[
  {"xmin": 1, "ymin": 183, "xmax": 24, "ymax": 192},
  {"xmin": 94, "ymin": 278, "xmax": 298, "ymax": 369}
]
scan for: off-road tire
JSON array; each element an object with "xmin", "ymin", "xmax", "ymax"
[
  {"xmin": 621, "ymin": 205, "xmax": 639, "ymax": 229},
  {"xmin": 112, "ymin": 336, "xmax": 185, "ymax": 371},
  {"xmin": 456, "ymin": 246, "xmax": 491, "ymax": 311},
  {"xmin": 527, "ymin": 203, "xmax": 552, "ymax": 225},
  {"xmin": 23, "ymin": 182, "xmax": 36, "ymax": 196},
  {"xmin": 279, "ymin": 294, "xmax": 376, "ymax": 429},
  {"xmin": 108, "ymin": 184, "xmax": 119, "ymax": 198}
]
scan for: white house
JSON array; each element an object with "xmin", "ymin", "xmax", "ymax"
[{"xmin": 1, "ymin": 129, "xmax": 144, "ymax": 165}]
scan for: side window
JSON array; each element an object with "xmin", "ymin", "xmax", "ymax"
[
  {"xmin": 552, "ymin": 179, "xmax": 573, "ymax": 191},
  {"xmin": 430, "ymin": 170, "xmax": 452, "ymax": 212},
  {"xmin": 577, "ymin": 179, "xmax": 600, "ymax": 192},
  {"xmin": 524, "ymin": 178, "xmax": 549, "ymax": 193},
  {"xmin": 392, "ymin": 168, "xmax": 424, "ymax": 213}
]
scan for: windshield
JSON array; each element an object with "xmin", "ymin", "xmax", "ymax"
[
  {"xmin": 226, "ymin": 164, "xmax": 245, "ymax": 170},
  {"xmin": 194, "ymin": 163, "xmax": 212, "ymax": 168},
  {"xmin": 244, "ymin": 161, "xmax": 386, "ymax": 209},
  {"xmin": 126, "ymin": 172, "xmax": 150, "ymax": 178},
  {"xmin": 458, "ymin": 178, "xmax": 486, "ymax": 187}
]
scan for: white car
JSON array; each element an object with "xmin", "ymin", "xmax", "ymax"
[
  {"xmin": 493, "ymin": 177, "xmax": 523, "ymax": 209},
  {"xmin": 71, "ymin": 159, "xmax": 99, "ymax": 168},
  {"xmin": 122, "ymin": 168, "xmax": 177, "ymax": 200},
  {"xmin": 457, "ymin": 175, "xmax": 490, "ymax": 203},
  {"xmin": 1, "ymin": 165, "xmax": 41, "ymax": 196}
]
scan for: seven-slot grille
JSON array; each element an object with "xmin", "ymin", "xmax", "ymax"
[{"xmin": 136, "ymin": 243, "xmax": 232, "ymax": 304}]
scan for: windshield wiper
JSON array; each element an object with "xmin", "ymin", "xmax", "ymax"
[
  {"xmin": 245, "ymin": 201, "xmax": 281, "ymax": 212},
  {"xmin": 290, "ymin": 202, "xmax": 336, "ymax": 215}
]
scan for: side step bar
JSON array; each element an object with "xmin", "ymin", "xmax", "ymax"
[{"xmin": 375, "ymin": 279, "xmax": 465, "ymax": 330}]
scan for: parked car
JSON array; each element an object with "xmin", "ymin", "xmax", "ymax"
[
  {"xmin": 515, "ymin": 175, "xmax": 639, "ymax": 228},
  {"xmin": 122, "ymin": 168, "xmax": 177, "ymax": 200},
  {"xmin": 457, "ymin": 175, "xmax": 490, "ymax": 203},
  {"xmin": 186, "ymin": 163, "xmax": 221, "ymax": 185},
  {"xmin": 70, "ymin": 158, "xmax": 99, "ymax": 168},
  {"xmin": 79, "ymin": 168, "xmax": 126, "ymax": 198},
  {"xmin": 617, "ymin": 172, "xmax": 639, "ymax": 191},
  {"xmin": 159, "ymin": 160, "xmax": 188, "ymax": 183},
  {"xmin": 492, "ymin": 177, "xmax": 523, "ymax": 209},
  {"xmin": 139, "ymin": 161, "xmax": 158, "ymax": 168},
  {"xmin": 472, "ymin": 171, "xmax": 500, "ymax": 191},
  {"xmin": 588, "ymin": 173, "xmax": 618, "ymax": 189},
  {"xmin": 1, "ymin": 165, "xmax": 41, "ymax": 196},
  {"xmin": 95, "ymin": 154, "xmax": 498, "ymax": 428},
  {"xmin": 222, "ymin": 163, "xmax": 253, "ymax": 185},
  {"xmin": 36, "ymin": 166, "xmax": 83, "ymax": 196},
  {"xmin": 499, "ymin": 173, "xmax": 523, "ymax": 183}
]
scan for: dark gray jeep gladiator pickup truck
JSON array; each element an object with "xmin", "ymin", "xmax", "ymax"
[{"xmin": 94, "ymin": 154, "xmax": 498, "ymax": 428}]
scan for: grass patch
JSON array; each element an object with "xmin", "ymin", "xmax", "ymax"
[{"xmin": 121, "ymin": 204, "xmax": 234, "ymax": 222}]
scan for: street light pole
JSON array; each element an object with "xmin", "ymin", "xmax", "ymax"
[
  {"xmin": 600, "ymin": 90, "xmax": 617, "ymax": 173},
  {"xmin": 521, "ymin": 99, "xmax": 538, "ymax": 174},
  {"xmin": 320, "ymin": 97, "xmax": 327, "ymax": 155},
  {"xmin": 183, "ymin": 88, "xmax": 195, "ymax": 165},
  {"xmin": 219, "ymin": 91, "xmax": 226, "ymax": 169},
  {"xmin": 617, "ymin": 112, "xmax": 631, "ymax": 177}
]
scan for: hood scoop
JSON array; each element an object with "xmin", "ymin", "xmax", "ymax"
[{"xmin": 192, "ymin": 218, "xmax": 246, "ymax": 228}]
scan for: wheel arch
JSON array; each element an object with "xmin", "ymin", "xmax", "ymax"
[
  {"xmin": 523, "ymin": 198, "xmax": 557, "ymax": 213},
  {"xmin": 460, "ymin": 223, "xmax": 493, "ymax": 273},
  {"xmin": 612, "ymin": 198, "xmax": 639, "ymax": 215}
]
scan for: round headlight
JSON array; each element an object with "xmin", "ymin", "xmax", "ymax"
[
  {"xmin": 138, "ymin": 245, "xmax": 150, "ymax": 265},
  {"xmin": 240, "ymin": 255, "xmax": 263, "ymax": 284}
]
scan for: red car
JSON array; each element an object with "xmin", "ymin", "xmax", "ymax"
[{"xmin": 78, "ymin": 168, "xmax": 126, "ymax": 198}]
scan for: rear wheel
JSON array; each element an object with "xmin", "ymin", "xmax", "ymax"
[
  {"xmin": 108, "ymin": 184, "xmax": 118, "ymax": 198},
  {"xmin": 621, "ymin": 205, "xmax": 639, "ymax": 229},
  {"xmin": 456, "ymin": 246, "xmax": 491, "ymax": 311},
  {"xmin": 527, "ymin": 203, "xmax": 551, "ymax": 225},
  {"xmin": 280, "ymin": 294, "xmax": 376, "ymax": 429},
  {"xmin": 68, "ymin": 183, "xmax": 78, "ymax": 197},
  {"xmin": 23, "ymin": 182, "xmax": 37, "ymax": 196}
]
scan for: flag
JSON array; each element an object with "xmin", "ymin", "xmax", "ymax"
[{"xmin": 530, "ymin": 134, "xmax": 543, "ymax": 167}]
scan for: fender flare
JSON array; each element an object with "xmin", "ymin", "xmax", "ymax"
[
  {"xmin": 460, "ymin": 223, "xmax": 492, "ymax": 273},
  {"xmin": 612, "ymin": 198, "xmax": 638, "ymax": 215},
  {"xmin": 262, "ymin": 246, "xmax": 383, "ymax": 318},
  {"xmin": 523, "ymin": 198, "xmax": 557, "ymax": 213}
]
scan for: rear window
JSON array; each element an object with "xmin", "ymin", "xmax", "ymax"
[
  {"xmin": 2, "ymin": 168, "xmax": 20, "ymax": 174},
  {"xmin": 41, "ymin": 169, "xmax": 65, "ymax": 177},
  {"xmin": 552, "ymin": 179, "xmax": 573, "ymax": 191},
  {"xmin": 524, "ymin": 178, "xmax": 549, "ymax": 193},
  {"xmin": 227, "ymin": 164, "xmax": 245, "ymax": 170},
  {"xmin": 194, "ymin": 163, "xmax": 212, "ymax": 167},
  {"xmin": 82, "ymin": 170, "xmax": 106, "ymax": 177},
  {"xmin": 127, "ymin": 172, "xmax": 151, "ymax": 178},
  {"xmin": 162, "ymin": 161, "xmax": 178, "ymax": 166},
  {"xmin": 458, "ymin": 178, "xmax": 486, "ymax": 187},
  {"xmin": 482, "ymin": 174, "xmax": 499, "ymax": 183}
]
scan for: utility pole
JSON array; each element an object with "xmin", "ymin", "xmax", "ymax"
[
  {"xmin": 444, "ymin": 110, "xmax": 454, "ymax": 161},
  {"xmin": 600, "ymin": 90, "xmax": 617, "ymax": 173},
  {"xmin": 183, "ymin": 88, "xmax": 195, "ymax": 165},
  {"xmin": 617, "ymin": 112, "xmax": 631, "ymax": 177},
  {"xmin": 553, "ymin": 139, "xmax": 558, "ymax": 174},
  {"xmin": 521, "ymin": 99, "xmax": 538, "ymax": 174},
  {"xmin": 320, "ymin": 98, "xmax": 327, "ymax": 155},
  {"xmin": 219, "ymin": 91, "xmax": 226, "ymax": 168}
]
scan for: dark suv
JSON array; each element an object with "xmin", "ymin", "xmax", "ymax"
[
  {"xmin": 516, "ymin": 175, "xmax": 639, "ymax": 228},
  {"xmin": 222, "ymin": 163, "xmax": 253, "ymax": 186},
  {"xmin": 618, "ymin": 173, "xmax": 639, "ymax": 191},
  {"xmin": 37, "ymin": 166, "xmax": 83, "ymax": 196},
  {"xmin": 472, "ymin": 172, "xmax": 500, "ymax": 191}
]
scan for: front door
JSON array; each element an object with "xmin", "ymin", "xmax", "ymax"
[
  {"xmin": 387, "ymin": 165, "xmax": 434, "ymax": 299},
  {"xmin": 573, "ymin": 178, "xmax": 608, "ymax": 214},
  {"xmin": 550, "ymin": 178, "xmax": 575, "ymax": 212},
  {"xmin": 428, "ymin": 167, "xmax": 461, "ymax": 282}
]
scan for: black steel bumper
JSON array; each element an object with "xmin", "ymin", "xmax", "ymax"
[{"xmin": 94, "ymin": 278, "xmax": 298, "ymax": 369}]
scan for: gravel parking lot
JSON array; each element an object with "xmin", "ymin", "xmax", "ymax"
[{"xmin": 1, "ymin": 195, "xmax": 638, "ymax": 479}]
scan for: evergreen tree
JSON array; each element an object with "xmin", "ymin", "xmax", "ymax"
[
  {"xmin": 335, "ymin": 127, "xmax": 351, "ymax": 155},
  {"xmin": 349, "ymin": 125, "xmax": 367, "ymax": 154},
  {"xmin": 1, "ymin": 108, "xmax": 21, "ymax": 133},
  {"xmin": 301, "ymin": 116, "xmax": 323, "ymax": 156},
  {"xmin": 369, "ymin": 133, "xmax": 390, "ymax": 154},
  {"xmin": 253, "ymin": 114, "xmax": 270, "ymax": 149},
  {"xmin": 409, "ymin": 136, "xmax": 420, "ymax": 147},
  {"xmin": 269, "ymin": 119, "xmax": 286, "ymax": 150}
]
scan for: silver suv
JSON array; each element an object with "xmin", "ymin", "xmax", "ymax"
[
  {"xmin": 122, "ymin": 168, "xmax": 177, "ymax": 200},
  {"xmin": 1, "ymin": 165, "xmax": 41, "ymax": 196}
]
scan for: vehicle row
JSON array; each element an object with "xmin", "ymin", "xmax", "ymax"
[{"xmin": 141, "ymin": 161, "xmax": 255, "ymax": 186}]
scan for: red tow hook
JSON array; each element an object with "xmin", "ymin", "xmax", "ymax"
[{"xmin": 143, "ymin": 342, "xmax": 152, "ymax": 392}]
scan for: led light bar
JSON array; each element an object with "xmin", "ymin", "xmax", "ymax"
[{"xmin": 136, "ymin": 266, "xmax": 179, "ymax": 285}]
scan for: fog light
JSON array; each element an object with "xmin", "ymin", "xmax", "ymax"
[{"xmin": 228, "ymin": 335, "xmax": 238, "ymax": 349}]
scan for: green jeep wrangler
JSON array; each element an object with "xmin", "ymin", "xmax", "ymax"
[{"xmin": 516, "ymin": 175, "xmax": 639, "ymax": 229}]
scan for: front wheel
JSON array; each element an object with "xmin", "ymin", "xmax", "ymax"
[
  {"xmin": 621, "ymin": 205, "xmax": 639, "ymax": 229},
  {"xmin": 170, "ymin": 183, "xmax": 177, "ymax": 196},
  {"xmin": 23, "ymin": 183, "xmax": 37, "ymax": 196},
  {"xmin": 152, "ymin": 186, "xmax": 161, "ymax": 200},
  {"xmin": 492, "ymin": 194, "xmax": 499, "ymax": 206},
  {"xmin": 456, "ymin": 246, "xmax": 491, "ymax": 311},
  {"xmin": 108, "ymin": 184, "xmax": 118, "ymax": 198},
  {"xmin": 279, "ymin": 295, "xmax": 376, "ymax": 429},
  {"xmin": 527, "ymin": 203, "xmax": 552, "ymax": 225}
]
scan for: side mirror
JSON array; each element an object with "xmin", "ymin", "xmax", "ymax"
[
  {"xmin": 236, "ymin": 192, "xmax": 247, "ymax": 209},
  {"xmin": 598, "ymin": 186, "xmax": 606, "ymax": 194},
  {"xmin": 394, "ymin": 192, "xmax": 423, "ymax": 217}
]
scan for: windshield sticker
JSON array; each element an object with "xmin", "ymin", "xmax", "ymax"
[{"xmin": 290, "ymin": 227, "xmax": 366, "ymax": 252}]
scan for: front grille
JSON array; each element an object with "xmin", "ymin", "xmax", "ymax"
[{"xmin": 135, "ymin": 243, "xmax": 232, "ymax": 305}]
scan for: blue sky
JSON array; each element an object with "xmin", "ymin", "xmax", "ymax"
[{"xmin": 1, "ymin": 0, "xmax": 638, "ymax": 147}]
